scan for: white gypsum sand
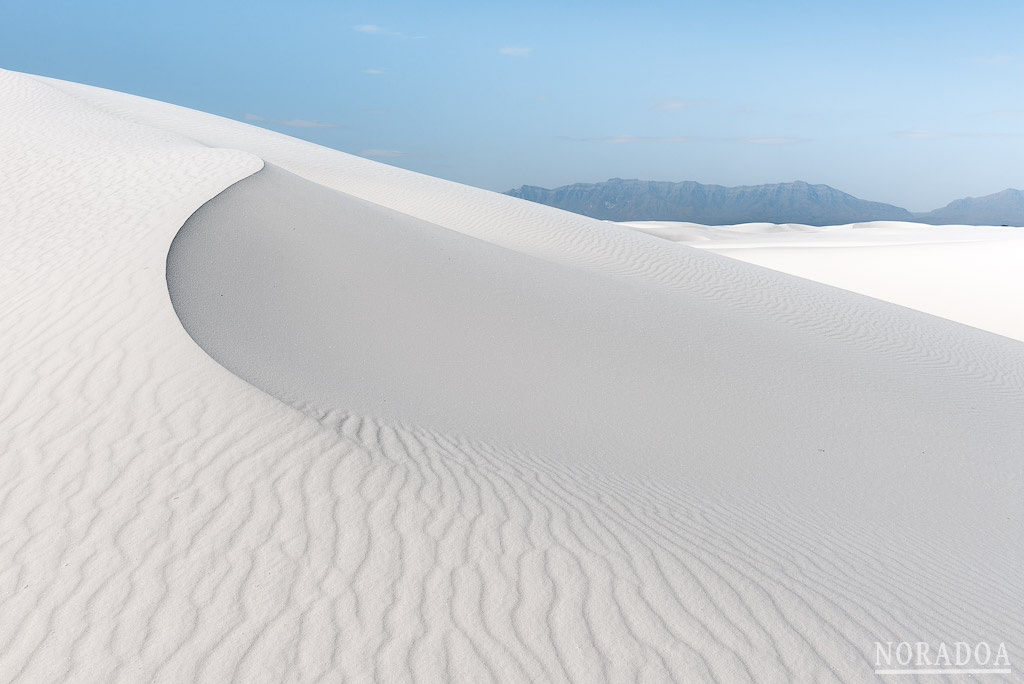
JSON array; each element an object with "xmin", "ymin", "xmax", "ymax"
[
  {"xmin": 1, "ymin": 68, "xmax": 1022, "ymax": 683},
  {"xmin": 618, "ymin": 220, "xmax": 1024, "ymax": 342}
]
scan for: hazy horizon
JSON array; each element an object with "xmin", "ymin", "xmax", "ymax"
[
  {"xmin": 507, "ymin": 178, "xmax": 1021, "ymax": 214},
  {"xmin": 3, "ymin": 0, "xmax": 1022, "ymax": 212}
]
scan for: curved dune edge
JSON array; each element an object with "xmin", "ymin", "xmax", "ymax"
[
  {"xmin": 32, "ymin": 71, "xmax": 1024, "ymax": 344},
  {"xmin": 167, "ymin": 163, "xmax": 1023, "ymax": 537},
  {"xmin": 0, "ymin": 67, "xmax": 1021, "ymax": 683}
]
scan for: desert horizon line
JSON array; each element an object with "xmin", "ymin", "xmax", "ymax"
[{"xmin": 503, "ymin": 176, "xmax": 1024, "ymax": 214}]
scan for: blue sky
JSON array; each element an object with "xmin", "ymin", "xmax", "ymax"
[{"xmin": 2, "ymin": 0, "xmax": 1022, "ymax": 210}]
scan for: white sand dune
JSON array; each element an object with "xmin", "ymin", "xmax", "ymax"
[
  {"xmin": 1, "ymin": 68, "xmax": 1022, "ymax": 683},
  {"xmin": 619, "ymin": 220, "xmax": 1024, "ymax": 342}
]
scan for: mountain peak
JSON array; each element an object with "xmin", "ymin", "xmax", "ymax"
[{"xmin": 920, "ymin": 187, "xmax": 1024, "ymax": 225}]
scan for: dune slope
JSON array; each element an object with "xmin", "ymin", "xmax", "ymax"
[
  {"xmin": 619, "ymin": 220, "xmax": 1024, "ymax": 342},
  {"xmin": 1, "ymin": 69, "xmax": 1022, "ymax": 683}
]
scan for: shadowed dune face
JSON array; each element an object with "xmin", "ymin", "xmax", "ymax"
[{"xmin": 168, "ymin": 165, "xmax": 1024, "ymax": 546}]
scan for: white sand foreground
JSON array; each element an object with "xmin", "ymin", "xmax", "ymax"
[
  {"xmin": 619, "ymin": 221, "xmax": 1024, "ymax": 342},
  {"xmin": 1, "ymin": 68, "xmax": 1022, "ymax": 683}
]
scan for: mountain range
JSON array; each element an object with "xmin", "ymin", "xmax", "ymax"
[{"xmin": 505, "ymin": 179, "xmax": 1024, "ymax": 226}]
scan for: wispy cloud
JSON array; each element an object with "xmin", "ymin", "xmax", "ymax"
[
  {"xmin": 894, "ymin": 129, "xmax": 1022, "ymax": 139},
  {"xmin": 894, "ymin": 130, "xmax": 953, "ymax": 139},
  {"xmin": 358, "ymin": 149, "xmax": 442, "ymax": 160},
  {"xmin": 359, "ymin": 149, "xmax": 410, "ymax": 158},
  {"xmin": 978, "ymin": 108, "xmax": 1024, "ymax": 118},
  {"xmin": 734, "ymin": 136, "xmax": 807, "ymax": 145},
  {"xmin": 243, "ymin": 113, "xmax": 339, "ymax": 129},
  {"xmin": 352, "ymin": 24, "xmax": 422, "ymax": 38},
  {"xmin": 499, "ymin": 46, "xmax": 532, "ymax": 56},
  {"xmin": 970, "ymin": 54, "xmax": 1013, "ymax": 66},
  {"xmin": 650, "ymin": 98, "xmax": 710, "ymax": 112},
  {"xmin": 362, "ymin": 68, "xmax": 386, "ymax": 75},
  {"xmin": 566, "ymin": 134, "xmax": 810, "ymax": 145},
  {"xmin": 568, "ymin": 135, "xmax": 693, "ymax": 144}
]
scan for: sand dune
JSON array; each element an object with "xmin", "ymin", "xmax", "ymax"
[
  {"xmin": 620, "ymin": 220, "xmax": 1024, "ymax": 342},
  {"xmin": 2, "ymin": 68, "xmax": 1022, "ymax": 683}
]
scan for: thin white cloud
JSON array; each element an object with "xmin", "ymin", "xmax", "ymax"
[
  {"xmin": 357, "ymin": 149, "xmax": 442, "ymax": 160},
  {"xmin": 650, "ymin": 98, "xmax": 710, "ymax": 112},
  {"xmin": 277, "ymin": 119, "xmax": 338, "ymax": 129},
  {"xmin": 735, "ymin": 136, "xmax": 807, "ymax": 145},
  {"xmin": 971, "ymin": 55, "xmax": 1013, "ymax": 65},
  {"xmin": 566, "ymin": 134, "xmax": 810, "ymax": 145},
  {"xmin": 978, "ymin": 108, "xmax": 1024, "ymax": 118},
  {"xmin": 573, "ymin": 135, "xmax": 693, "ymax": 144},
  {"xmin": 895, "ymin": 130, "xmax": 953, "ymax": 139},
  {"xmin": 359, "ymin": 149, "xmax": 411, "ymax": 158},
  {"xmin": 362, "ymin": 68, "xmax": 386, "ymax": 75},
  {"xmin": 353, "ymin": 24, "xmax": 423, "ymax": 39},
  {"xmin": 499, "ymin": 46, "xmax": 532, "ymax": 56},
  {"xmin": 243, "ymin": 113, "xmax": 339, "ymax": 129},
  {"xmin": 894, "ymin": 129, "xmax": 1022, "ymax": 140}
]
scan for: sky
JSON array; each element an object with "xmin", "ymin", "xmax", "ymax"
[{"xmin": 2, "ymin": 0, "xmax": 1022, "ymax": 211}]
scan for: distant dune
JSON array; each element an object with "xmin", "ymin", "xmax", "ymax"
[
  {"xmin": 618, "ymin": 220, "xmax": 1024, "ymax": 342},
  {"xmin": 508, "ymin": 178, "xmax": 1024, "ymax": 226},
  {"xmin": 2, "ymin": 68, "xmax": 1022, "ymax": 683}
]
